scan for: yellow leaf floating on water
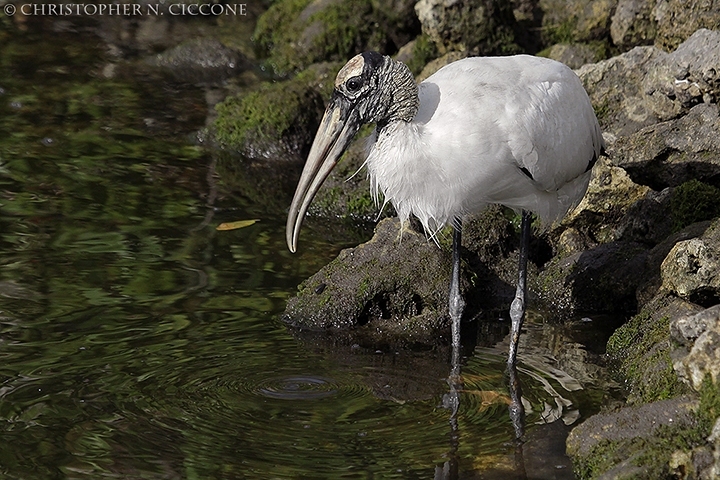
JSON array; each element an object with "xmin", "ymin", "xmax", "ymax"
[{"xmin": 216, "ymin": 219, "xmax": 259, "ymax": 231}]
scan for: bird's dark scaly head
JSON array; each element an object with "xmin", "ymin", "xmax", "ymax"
[{"xmin": 285, "ymin": 52, "xmax": 418, "ymax": 252}]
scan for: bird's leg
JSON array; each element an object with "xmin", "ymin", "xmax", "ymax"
[
  {"xmin": 449, "ymin": 220, "xmax": 465, "ymax": 367},
  {"xmin": 440, "ymin": 221, "xmax": 464, "ymax": 479},
  {"xmin": 507, "ymin": 210, "xmax": 531, "ymax": 368}
]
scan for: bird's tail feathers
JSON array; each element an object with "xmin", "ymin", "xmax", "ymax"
[{"xmin": 534, "ymin": 169, "xmax": 591, "ymax": 229}]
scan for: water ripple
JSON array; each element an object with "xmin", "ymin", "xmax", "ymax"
[{"xmin": 255, "ymin": 375, "xmax": 338, "ymax": 400}]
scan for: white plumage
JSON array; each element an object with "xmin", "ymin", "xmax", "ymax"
[{"xmin": 364, "ymin": 55, "xmax": 603, "ymax": 237}]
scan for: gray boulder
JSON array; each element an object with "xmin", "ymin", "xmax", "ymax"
[
  {"xmin": 671, "ymin": 304, "xmax": 720, "ymax": 391},
  {"xmin": 577, "ymin": 45, "xmax": 664, "ymax": 137},
  {"xmin": 577, "ymin": 29, "xmax": 720, "ymax": 139},
  {"xmin": 150, "ymin": 37, "xmax": 247, "ymax": 85},
  {"xmin": 661, "ymin": 220, "xmax": 720, "ymax": 306},
  {"xmin": 644, "ymin": 29, "xmax": 720, "ymax": 121},
  {"xmin": 610, "ymin": 103, "xmax": 720, "ymax": 190},
  {"xmin": 610, "ymin": 0, "xmax": 656, "ymax": 48}
]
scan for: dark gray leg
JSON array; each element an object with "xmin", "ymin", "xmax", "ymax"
[
  {"xmin": 440, "ymin": 220, "xmax": 464, "ymax": 479},
  {"xmin": 507, "ymin": 210, "xmax": 531, "ymax": 368},
  {"xmin": 449, "ymin": 220, "xmax": 465, "ymax": 362}
]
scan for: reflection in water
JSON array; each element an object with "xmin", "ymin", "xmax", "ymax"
[
  {"xmin": 436, "ymin": 322, "xmax": 527, "ymax": 480},
  {"xmin": 0, "ymin": 24, "xmax": 618, "ymax": 479},
  {"xmin": 508, "ymin": 362, "xmax": 528, "ymax": 479},
  {"xmin": 437, "ymin": 338, "xmax": 462, "ymax": 479}
]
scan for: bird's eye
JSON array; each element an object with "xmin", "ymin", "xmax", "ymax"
[{"xmin": 345, "ymin": 77, "xmax": 362, "ymax": 93}]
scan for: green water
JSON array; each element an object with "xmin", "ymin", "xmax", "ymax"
[{"xmin": 0, "ymin": 24, "xmax": 609, "ymax": 479}]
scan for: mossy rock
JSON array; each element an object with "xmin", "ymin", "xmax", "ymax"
[
  {"xmin": 567, "ymin": 396, "xmax": 703, "ymax": 479},
  {"xmin": 606, "ymin": 296, "xmax": 700, "ymax": 404},
  {"xmin": 150, "ymin": 38, "xmax": 247, "ymax": 85},
  {"xmin": 282, "ymin": 217, "xmax": 456, "ymax": 349},
  {"xmin": 567, "ymin": 375, "xmax": 720, "ymax": 479},
  {"xmin": 670, "ymin": 179, "xmax": 720, "ymax": 233},
  {"xmin": 402, "ymin": 34, "xmax": 439, "ymax": 76},
  {"xmin": 253, "ymin": 0, "xmax": 414, "ymax": 76},
  {"xmin": 414, "ymin": 0, "xmax": 520, "ymax": 56},
  {"xmin": 212, "ymin": 67, "xmax": 327, "ymax": 161}
]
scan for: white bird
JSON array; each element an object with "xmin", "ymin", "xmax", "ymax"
[{"xmin": 286, "ymin": 52, "xmax": 604, "ymax": 368}]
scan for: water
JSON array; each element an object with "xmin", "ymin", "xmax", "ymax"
[{"xmin": 0, "ymin": 23, "xmax": 614, "ymax": 479}]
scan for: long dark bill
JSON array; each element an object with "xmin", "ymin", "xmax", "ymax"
[{"xmin": 286, "ymin": 96, "xmax": 361, "ymax": 252}]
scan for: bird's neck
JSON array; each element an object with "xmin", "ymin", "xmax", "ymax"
[{"xmin": 374, "ymin": 58, "xmax": 419, "ymax": 133}]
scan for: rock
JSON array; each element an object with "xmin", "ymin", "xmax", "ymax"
[
  {"xmin": 394, "ymin": 35, "xmax": 442, "ymax": 76},
  {"xmin": 94, "ymin": 16, "xmax": 180, "ymax": 56},
  {"xmin": 414, "ymin": 0, "xmax": 519, "ymax": 55},
  {"xmin": 537, "ymin": 156, "xmax": 668, "ymax": 314},
  {"xmin": 671, "ymin": 304, "xmax": 720, "ymax": 346},
  {"xmin": 574, "ymin": 0, "xmax": 615, "ymax": 42},
  {"xmin": 282, "ymin": 217, "xmax": 458, "ymax": 347},
  {"xmin": 577, "ymin": 45, "xmax": 665, "ymax": 137},
  {"xmin": 579, "ymin": 29, "xmax": 720, "ymax": 138},
  {"xmin": 461, "ymin": 206, "xmax": 530, "ymax": 306},
  {"xmin": 538, "ymin": 0, "xmax": 588, "ymax": 34},
  {"xmin": 536, "ymin": 240, "xmax": 649, "ymax": 315},
  {"xmin": 672, "ymin": 181, "xmax": 720, "ymax": 233},
  {"xmin": 644, "ymin": 29, "xmax": 720, "ymax": 121},
  {"xmin": 512, "ymin": 0, "xmax": 543, "ymax": 52},
  {"xmin": 610, "ymin": 103, "xmax": 720, "ymax": 190},
  {"xmin": 563, "ymin": 156, "xmax": 652, "ymax": 246},
  {"xmin": 579, "ymin": 291, "xmax": 720, "ymax": 478},
  {"xmin": 416, "ymin": 51, "xmax": 467, "ymax": 81},
  {"xmin": 606, "ymin": 295, "xmax": 701, "ymax": 404},
  {"xmin": 610, "ymin": 0, "xmax": 656, "ymax": 48},
  {"xmin": 150, "ymin": 38, "xmax": 247, "ymax": 85},
  {"xmin": 567, "ymin": 396, "xmax": 699, "ymax": 478},
  {"xmin": 636, "ymin": 220, "xmax": 712, "ymax": 307},
  {"xmin": 671, "ymin": 305, "xmax": 720, "ymax": 391},
  {"xmin": 369, "ymin": 0, "xmax": 421, "ymax": 49},
  {"xmin": 661, "ymin": 220, "xmax": 720, "ymax": 307},
  {"xmin": 253, "ymin": 0, "xmax": 418, "ymax": 76},
  {"xmin": 546, "ymin": 43, "xmax": 601, "ymax": 69},
  {"xmin": 538, "ymin": 0, "xmax": 616, "ymax": 44},
  {"xmin": 211, "ymin": 66, "xmax": 328, "ymax": 161},
  {"xmin": 612, "ymin": 187, "xmax": 674, "ymax": 246},
  {"xmin": 462, "ymin": 206, "xmax": 518, "ymax": 273},
  {"xmin": 653, "ymin": 0, "xmax": 720, "ymax": 51}
]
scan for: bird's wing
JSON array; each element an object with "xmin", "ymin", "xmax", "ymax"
[{"xmin": 420, "ymin": 55, "xmax": 602, "ymax": 194}]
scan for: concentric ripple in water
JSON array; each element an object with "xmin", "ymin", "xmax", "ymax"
[{"xmin": 256, "ymin": 375, "xmax": 339, "ymax": 400}]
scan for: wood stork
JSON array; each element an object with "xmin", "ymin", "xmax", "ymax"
[{"xmin": 286, "ymin": 51, "xmax": 604, "ymax": 368}]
